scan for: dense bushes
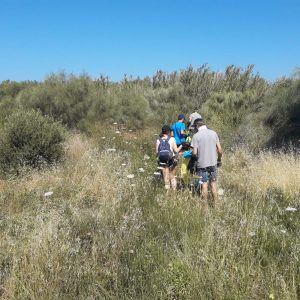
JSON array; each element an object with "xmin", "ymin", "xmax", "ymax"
[
  {"xmin": 262, "ymin": 79, "xmax": 300, "ymax": 147},
  {"xmin": 18, "ymin": 74, "xmax": 92, "ymax": 128},
  {"xmin": 17, "ymin": 73, "xmax": 152, "ymax": 129},
  {"xmin": 0, "ymin": 66, "xmax": 268, "ymax": 130},
  {"xmin": 0, "ymin": 110, "xmax": 66, "ymax": 174},
  {"xmin": 201, "ymin": 90, "xmax": 265, "ymax": 149},
  {"xmin": 0, "ymin": 65, "xmax": 299, "ymax": 149}
]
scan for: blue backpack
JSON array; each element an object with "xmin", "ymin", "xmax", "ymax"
[{"xmin": 158, "ymin": 137, "xmax": 172, "ymax": 163}]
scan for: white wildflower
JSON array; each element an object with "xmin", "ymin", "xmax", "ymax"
[
  {"xmin": 44, "ymin": 191, "xmax": 53, "ymax": 197},
  {"xmin": 249, "ymin": 232, "xmax": 256, "ymax": 237},
  {"xmin": 131, "ymin": 184, "xmax": 136, "ymax": 187},
  {"xmin": 129, "ymin": 129, "xmax": 133, "ymax": 132},
  {"xmin": 280, "ymin": 230, "xmax": 287, "ymax": 234},
  {"xmin": 115, "ymin": 130, "xmax": 120, "ymax": 134},
  {"xmin": 129, "ymin": 249, "xmax": 134, "ymax": 254},
  {"xmin": 127, "ymin": 174, "xmax": 135, "ymax": 179},
  {"xmin": 113, "ymin": 122, "xmax": 117, "ymax": 125},
  {"xmin": 107, "ymin": 148, "xmax": 116, "ymax": 152},
  {"xmin": 285, "ymin": 206, "xmax": 297, "ymax": 212},
  {"xmin": 138, "ymin": 168, "xmax": 145, "ymax": 173},
  {"xmin": 101, "ymin": 136, "xmax": 106, "ymax": 139},
  {"xmin": 154, "ymin": 133, "xmax": 158, "ymax": 136},
  {"xmin": 121, "ymin": 163, "xmax": 126, "ymax": 166},
  {"xmin": 153, "ymin": 172, "xmax": 161, "ymax": 176},
  {"xmin": 218, "ymin": 188, "xmax": 224, "ymax": 196}
]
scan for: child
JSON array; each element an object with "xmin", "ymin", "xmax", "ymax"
[{"xmin": 156, "ymin": 125, "xmax": 182, "ymax": 190}]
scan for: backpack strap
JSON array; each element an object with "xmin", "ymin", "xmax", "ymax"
[{"xmin": 160, "ymin": 136, "xmax": 170, "ymax": 142}]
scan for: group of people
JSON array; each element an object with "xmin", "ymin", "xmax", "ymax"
[{"xmin": 155, "ymin": 109, "xmax": 223, "ymax": 209}]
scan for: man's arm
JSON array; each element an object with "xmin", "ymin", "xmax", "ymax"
[
  {"xmin": 216, "ymin": 143, "xmax": 223, "ymax": 160},
  {"xmin": 191, "ymin": 136, "xmax": 198, "ymax": 156},
  {"xmin": 192, "ymin": 146, "xmax": 198, "ymax": 156},
  {"xmin": 187, "ymin": 116, "xmax": 192, "ymax": 128},
  {"xmin": 172, "ymin": 139, "xmax": 182, "ymax": 153}
]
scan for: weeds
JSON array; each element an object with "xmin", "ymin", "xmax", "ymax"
[{"xmin": 0, "ymin": 131, "xmax": 299, "ymax": 299}]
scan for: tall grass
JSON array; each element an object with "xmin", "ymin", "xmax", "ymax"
[
  {"xmin": 0, "ymin": 131, "xmax": 299, "ymax": 299},
  {"xmin": 223, "ymin": 149, "xmax": 300, "ymax": 197}
]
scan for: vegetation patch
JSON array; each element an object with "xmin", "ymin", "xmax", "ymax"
[{"xmin": 0, "ymin": 110, "xmax": 66, "ymax": 175}]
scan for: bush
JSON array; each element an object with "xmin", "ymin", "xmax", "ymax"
[
  {"xmin": 19, "ymin": 73, "xmax": 92, "ymax": 128},
  {"xmin": 200, "ymin": 91, "xmax": 263, "ymax": 149},
  {"xmin": 262, "ymin": 79, "xmax": 300, "ymax": 147},
  {"xmin": 0, "ymin": 110, "xmax": 66, "ymax": 174}
]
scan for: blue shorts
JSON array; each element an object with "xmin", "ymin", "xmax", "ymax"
[{"xmin": 197, "ymin": 165, "xmax": 218, "ymax": 183}]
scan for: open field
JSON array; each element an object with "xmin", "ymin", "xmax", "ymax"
[
  {"xmin": 0, "ymin": 67, "xmax": 299, "ymax": 299},
  {"xmin": 0, "ymin": 129, "xmax": 299, "ymax": 299}
]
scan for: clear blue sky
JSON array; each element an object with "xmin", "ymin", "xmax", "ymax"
[{"xmin": 0, "ymin": 0, "xmax": 299, "ymax": 82}]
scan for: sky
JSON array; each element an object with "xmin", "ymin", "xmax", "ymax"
[{"xmin": 0, "ymin": 0, "xmax": 299, "ymax": 82}]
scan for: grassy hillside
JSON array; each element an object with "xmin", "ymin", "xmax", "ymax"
[
  {"xmin": 0, "ymin": 65, "xmax": 299, "ymax": 298},
  {"xmin": 0, "ymin": 128, "xmax": 299, "ymax": 299}
]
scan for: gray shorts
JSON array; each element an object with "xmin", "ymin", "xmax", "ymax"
[{"xmin": 196, "ymin": 165, "xmax": 218, "ymax": 183}]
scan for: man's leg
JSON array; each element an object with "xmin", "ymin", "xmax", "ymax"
[
  {"xmin": 209, "ymin": 166, "xmax": 219, "ymax": 207},
  {"xmin": 201, "ymin": 182, "xmax": 209, "ymax": 210},
  {"xmin": 210, "ymin": 181, "xmax": 219, "ymax": 207},
  {"xmin": 198, "ymin": 168, "xmax": 209, "ymax": 210},
  {"xmin": 169, "ymin": 167, "xmax": 177, "ymax": 190},
  {"xmin": 162, "ymin": 167, "xmax": 170, "ymax": 190}
]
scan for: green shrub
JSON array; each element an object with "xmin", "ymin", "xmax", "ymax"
[
  {"xmin": 200, "ymin": 91, "xmax": 264, "ymax": 148},
  {"xmin": 0, "ymin": 110, "xmax": 66, "ymax": 174},
  {"xmin": 19, "ymin": 73, "xmax": 92, "ymax": 128},
  {"xmin": 262, "ymin": 79, "xmax": 300, "ymax": 147}
]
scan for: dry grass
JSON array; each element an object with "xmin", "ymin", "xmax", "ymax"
[
  {"xmin": 0, "ymin": 134, "xmax": 136, "ymax": 299},
  {"xmin": 0, "ymin": 133, "xmax": 299, "ymax": 299},
  {"xmin": 222, "ymin": 148, "xmax": 300, "ymax": 198}
]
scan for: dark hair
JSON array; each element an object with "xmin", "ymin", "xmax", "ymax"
[
  {"xmin": 178, "ymin": 114, "xmax": 185, "ymax": 120},
  {"xmin": 194, "ymin": 118, "xmax": 205, "ymax": 129},
  {"xmin": 161, "ymin": 125, "xmax": 171, "ymax": 134}
]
